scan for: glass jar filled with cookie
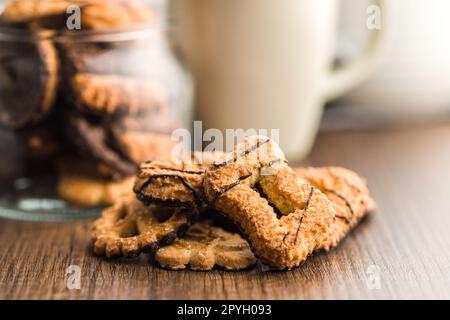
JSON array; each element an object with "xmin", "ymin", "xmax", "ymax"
[{"xmin": 0, "ymin": 0, "xmax": 193, "ymax": 220}]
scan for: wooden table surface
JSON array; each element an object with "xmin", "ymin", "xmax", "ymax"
[{"xmin": 1, "ymin": 121, "xmax": 450, "ymax": 300}]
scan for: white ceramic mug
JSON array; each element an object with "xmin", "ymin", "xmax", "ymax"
[
  {"xmin": 171, "ymin": 0, "xmax": 390, "ymax": 161},
  {"xmin": 337, "ymin": 0, "xmax": 450, "ymax": 124}
]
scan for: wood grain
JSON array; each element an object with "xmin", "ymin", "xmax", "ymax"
[{"xmin": 1, "ymin": 122, "xmax": 450, "ymax": 299}]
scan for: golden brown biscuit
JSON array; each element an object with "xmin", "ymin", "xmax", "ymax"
[
  {"xmin": 92, "ymin": 197, "xmax": 197, "ymax": 258},
  {"xmin": 203, "ymin": 136, "xmax": 336, "ymax": 269},
  {"xmin": 134, "ymin": 151, "xmax": 225, "ymax": 208},
  {"xmin": 294, "ymin": 167, "xmax": 376, "ymax": 250},
  {"xmin": 155, "ymin": 222, "xmax": 256, "ymax": 271},
  {"xmin": 70, "ymin": 73, "xmax": 169, "ymax": 116}
]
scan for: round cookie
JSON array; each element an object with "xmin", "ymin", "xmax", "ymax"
[{"xmin": 0, "ymin": 37, "xmax": 59, "ymax": 129}]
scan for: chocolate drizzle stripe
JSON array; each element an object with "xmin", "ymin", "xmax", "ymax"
[
  {"xmin": 212, "ymin": 173, "xmax": 253, "ymax": 203},
  {"xmin": 324, "ymin": 188, "xmax": 354, "ymax": 223},
  {"xmin": 138, "ymin": 174, "xmax": 203, "ymax": 205},
  {"xmin": 214, "ymin": 138, "xmax": 271, "ymax": 168},
  {"xmin": 294, "ymin": 186, "xmax": 315, "ymax": 245},
  {"xmin": 280, "ymin": 232, "xmax": 289, "ymax": 249},
  {"xmin": 140, "ymin": 166, "xmax": 206, "ymax": 175},
  {"xmin": 136, "ymin": 193, "xmax": 196, "ymax": 209},
  {"xmin": 335, "ymin": 214, "xmax": 352, "ymax": 224}
]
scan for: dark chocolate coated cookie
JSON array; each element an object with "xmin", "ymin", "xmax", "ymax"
[
  {"xmin": 0, "ymin": 38, "xmax": 59, "ymax": 129},
  {"xmin": 65, "ymin": 112, "xmax": 137, "ymax": 180}
]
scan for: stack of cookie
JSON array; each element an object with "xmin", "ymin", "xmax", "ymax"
[
  {"xmin": 0, "ymin": 0, "xmax": 181, "ymax": 205},
  {"xmin": 92, "ymin": 136, "xmax": 376, "ymax": 270}
]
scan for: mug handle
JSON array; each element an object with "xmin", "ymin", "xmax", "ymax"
[{"xmin": 323, "ymin": 0, "xmax": 392, "ymax": 101}]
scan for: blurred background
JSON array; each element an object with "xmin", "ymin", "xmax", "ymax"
[
  {"xmin": 171, "ymin": 0, "xmax": 450, "ymax": 157},
  {"xmin": 1, "ymin": 0, "xmax": 450, "ymax": 219}
]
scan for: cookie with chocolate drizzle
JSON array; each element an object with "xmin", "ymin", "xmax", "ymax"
[
  {"xmin": 0, "ymin": 36, "xmax": 59, "ymax": 129},
  {"xmin": 203, "ymin": 136, "xmax": 336, "ymax": 270},
  {"xmin": 92, "ymin": 196, "xmax": 197, "ymax": 258},
  {"xmin": 133, "ymin": 151, "xmax": 225, "ymax": 208},
  {"xmin": 295, "ymin": 167, "xmax": 376, "ymax": 250}
]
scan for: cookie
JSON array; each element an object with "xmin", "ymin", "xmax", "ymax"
[
  {"xmin": 0, "ymin": 37, "xmax": 59, "ymax": 129},
  {"xmin": 134, "ymin": 137, "xmax": 288, "ymax": 210},
  {"xmin": 65, "ymin": 113, "xmax": 137, "ymax": 179},
  {"xmin": 155, "ymin": 222, "xmax": 256, "ymax": 271},
  {"xmin": 92, "ymin": 197, "xmax": 197, "ymax": 258},
  {"xmin": 57, "ymin": 159, "xmax": 134, "ymax": 206},
  {"xmin": 294, "ymin": 167, "xmax": 376, "ymax": 250},
  {"xmin": 135, "ymin": 159, "xmax": 208, "ymax": 209},
  {"xmin": 203, "ymin": 136, "xmax": 336, "ymax": 269},
  {"xmin": 69, "ymin": 73, "xmax": 169, "ymax": 116},
  {"xmin": 134, "ymin": 151, "xmax": 225, "ymax": 208}
]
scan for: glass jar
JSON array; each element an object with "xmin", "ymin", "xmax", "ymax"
[{"xmin": 0, "ymin": 0, "xmax": 193, "ymax": 221}]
